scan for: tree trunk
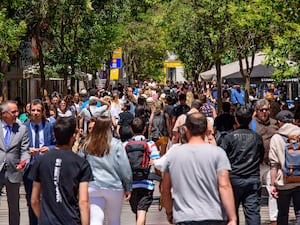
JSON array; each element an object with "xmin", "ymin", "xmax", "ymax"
[
  {"xmin": 35, "ymin": 35, "xmax": 46, "ymax": 97},
  {"xmin": 63, "ymin": 74, "xmax": 68, "ymax": 96},
  {"xmin": 1, "ymin": 61, "xmax": 8, "ymax": 100},
  {"xmin": 35, "ymin": 25, "xmax": 45, "ymax": 98},
  {"xmin": 244, "ymin": 74, "xmax": 250, "ymax": 104}
]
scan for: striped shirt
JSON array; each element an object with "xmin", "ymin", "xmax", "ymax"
[{"xmin": 124, "ymin": 135, "xmax": 160, "ymax": 190}]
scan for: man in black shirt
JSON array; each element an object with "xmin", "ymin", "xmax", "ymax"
[
  {"xmin": 214, "ymin": 102, "xmax": 236, "ymax": 145},
  {"xmin": 220, "ymin": 106, "xmax": 264, "ymax": 225},
  {"xmin": 29, "ymin": 117, "xmax": 93, "ymax": 225},
  {"xmin": 171, "ymin": 93, "xmax": 190, "ymax": 128}
]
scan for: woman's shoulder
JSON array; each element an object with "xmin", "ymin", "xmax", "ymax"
[{"xmin": 110, "ymin": 137, "xmax": 124, "ymax": 149}]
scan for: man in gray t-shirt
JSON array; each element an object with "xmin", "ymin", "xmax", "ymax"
[{"xmin": 161, "ymin": 112, "xmax": 237, "ymax": 225}]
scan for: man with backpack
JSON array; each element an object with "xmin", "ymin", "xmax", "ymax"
[
  {"xmin": 269, "ymin": 110, "xmax": 300, "ymax": 225},
  {"xmin": 124, "ymin": 117, "xmax": 160, "ymax": 225}
]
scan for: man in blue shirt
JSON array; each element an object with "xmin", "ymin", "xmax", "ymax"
[{"xmin": 231, "ymin": 85, "xmax": 245, "ymax": 106}]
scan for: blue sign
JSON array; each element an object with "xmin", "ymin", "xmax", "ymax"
[{"xmin": 110, "ymin": 58, "xmax": 122, "ymax": 68}]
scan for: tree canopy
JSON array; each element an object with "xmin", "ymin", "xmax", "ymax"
[{"xmin": 1, "ymin": 0, "xmax": 299, "ymax": 96}]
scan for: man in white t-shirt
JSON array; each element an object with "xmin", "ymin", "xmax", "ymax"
[{"xmin": 78, "ymin": 97, "xmax": 110, "ymax": 135}]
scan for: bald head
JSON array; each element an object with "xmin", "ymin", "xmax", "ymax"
[{"xmin": 185, "ymin": 112, "xmax": 207, "ymax": 136}]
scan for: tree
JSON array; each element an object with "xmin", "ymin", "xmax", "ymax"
[
  {"xmin": 161, "ymin": 0, "xmax": 236, "ymax": 112},
  {"xmin": 0, "ymin": 1, "xmax": 26, "ymax": 99},
  {"xmin": 263, "ymin": 0, "xmax": 300, "ymax": 81},
  {"xmin": 227, "ymin": 0, "xmax": 274, "ymax": 103},
  {"xmin": 21, "ymin": 0, "xmax": 124, "ymax": 95},
  {"xmin": 121, "ymin": 0, "xmax": 167, "ymax": 83}
]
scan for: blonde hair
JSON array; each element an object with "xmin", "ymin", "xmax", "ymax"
[{"xmin": 186, "ymin": 91, "xmax": 194, "ymax": 107}]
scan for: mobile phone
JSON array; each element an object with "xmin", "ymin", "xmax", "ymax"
[{"xmin": 18, "ymin": 159, "xmax": 27, "ymax": 168}]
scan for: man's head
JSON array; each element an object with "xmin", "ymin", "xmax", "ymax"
[
  {"xmin": 275, "ymin": 110, "xmax": 294, "ymax": 127},
  {"xmin": 51, "ymin": 96, "xmax": 59, "ymax": 106},
  {"xmin": 199, "ymin": 94, "xmax": 207, "ymax": 104},
  {"xmin": 30, "ymin": 99, "xmax": 44, "ymax": 123},
  {"xmin": 0, "ymin": 100, "xmax": 19, "ymax": 125},
  {"xmin": 190, "ymin": 100, "xmax": 202, "ymax": 111},
  {"xmin": 255, "ymin": 99, "xmax": 270, "ymax": 122},
  {"xmin": 222, "ymin": 102, "xmax": 231, "ymax": 113},
  {"xmin": 131, "ymin": 117, "xmax": 145, "ymax": 135},
  {"xmin": 89, "ymin": 96, "xmax": 97, "ymax": 105},
  {"xmin": 89, "ymin": 88, "xmax": 99, "ymax": 97},
  {"xmin": 54, "ymin": 117, "xmax": 77, "ymax": 146},
  {"xmin": 235, "ymin": 105, "xmax": 254, "ymax": 127},
  {"xmin": 178, "ymin": 93, "xmax": 186, "ymax": 104},
  {"xmin": 185, "ymin": 112, "xmax": 207, "ymax": 138}
]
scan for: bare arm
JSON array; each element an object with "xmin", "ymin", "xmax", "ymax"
[
  {"xmin": 212, "ymin": 105, "xmax": 217, "ymax": 119},
  {"xmin": 31, "ymin": 181, "xmax": 41, "ymax": 219},
  {"xmin": 79, "ymin": 182, "xmax": 90, "ymax": 225},
  {"xmin": 148, "ymin": 111, "xmax": 155, "ymax": 138},
  {"xmin": 217, "ymin": 170, "xmax": 237, "ymax": 225},
  {"xmin": 270, "ymin": 168, "xmax": 279, "ymax": 198},
  {"xmin": 97, "ymin": 97, "xmax": 110, "ymax": 107},
  {"xmin": 160, "ymin": 172, "xmax": 173, "ymax": 224},
  {"xmin": 164, "ymin": 112, "xmax": 172, "ymax": 138}
]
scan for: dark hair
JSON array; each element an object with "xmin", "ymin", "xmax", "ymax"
[
  {"xmin": 222, "ymin": 102, "xmax": 231, "ymax": 113},
  {"xmin": 191, "ymin": 100, "xmax": 202, "ymax": 111},
  {"xmin": 123, "ymin": 101, "xmax": 131, "ymax": 111},
  {"xmin": 199, "ymin": 94, "xmax": 207, "ymax": 104},
  {"xmin": 235, "ymin": 105, "xmax": 254, "ymax": 126},
  {"xmin": 185, "ymin": 112, "xmax": 207, "ymax": 136},
  {"xmin": 222, "ymin": 89, "xmax": 230, "ymax": 97},
  {"xmin": 137, "ymin": 96, "xmax": 146, "ymax": 105},
  {"xmin": 54, "ymin": 117, "xmax": 77, "ymax": 146},
  {"xmin": 178, "ymin": 93, "xmax": 186, "ymax": 101},
  {"xmin": 31, "ymin": 99, "xmax": 45, "ymax": 112},
  {"xmin": 131, "ymin": 117, "xmax": 145, "ymax": 134}
]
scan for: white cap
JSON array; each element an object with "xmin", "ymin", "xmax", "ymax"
[{"xmin": 80, "ymin": 88, "xmax": 87, "ymax": 95}]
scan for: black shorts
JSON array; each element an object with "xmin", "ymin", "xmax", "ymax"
[{"xmin": 129, "ymin": 188, "xmax": 154, "ymax": 214}]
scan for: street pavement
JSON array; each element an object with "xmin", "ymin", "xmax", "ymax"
[{"xmin": 0, "ymin": 183, "xmax": 297, "ymax": 225}]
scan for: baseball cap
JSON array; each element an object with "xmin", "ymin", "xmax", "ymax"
[
  {"xmin": 275, "ymin": 110, "xmax": 294, "ymax": 123},
  {"xmin": 79, "ymin": 88, "xmax": 87, "ymax": 95}
]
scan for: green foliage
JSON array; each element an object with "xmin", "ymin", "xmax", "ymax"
[
  {"xmin": 263, "ymin": 0, "xmax": 300, "ymax": 80},
  {"xmin": 161, "ymin": 0, "xmax": 232, "ymax": 80},
  {"xmin": 0, "ymin": 8, "xmax": 26, "ymax": 63},
  {"xmin": 120, "ymin": 0, "xmax": 167, "ymax": 82}
]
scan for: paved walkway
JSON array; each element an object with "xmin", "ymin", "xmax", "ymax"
[{"xmin": 0, "ymin": 184, "xmax": 296, "ymax": 225}]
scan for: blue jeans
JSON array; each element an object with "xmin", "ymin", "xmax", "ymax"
[
  {"xmin": 23, "ymin": 165, "xmax": 38, "ymax": 225},
  {"xmin": 277, "ymin": 186, "xmax": 300, "ymax": 225},
  {"xmin": 176, "ymin": 221, "xmax": 227, "ymax": 225},
  {"xmin": 230, "ymin": 177, "xmax": 261, "ymax": 225}
]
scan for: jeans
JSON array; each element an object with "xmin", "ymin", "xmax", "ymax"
[
  {"xmin": 230, "ymin": 177, "xmax": 261, "ymax": 225},
  {"xmin": 89, "ymin": 187, "xmax": 124, "ymax": 225},
  {"xmin": 277, "ymin": 186, "xmax": 300, "ymax": 225},
  {"xmin": 23, "ymin": 165, "xmax": 38, "ymax": 225},
  {"xmin": 176, "ymin": 221, "xmax": 227, "ymax": 225}
]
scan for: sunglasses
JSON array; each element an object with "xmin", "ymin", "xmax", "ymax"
[
  {"xmin": 6, "ymin": 110, "xmax": 19, "ymax": 115},
  {"xmin": 258, "ymin": 108, "xmax": 270, "ymax": 112}
]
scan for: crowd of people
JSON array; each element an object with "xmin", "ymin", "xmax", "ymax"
[{"xmin": 0, "ymin": 79, "xmax": 299, "ymax": 225}]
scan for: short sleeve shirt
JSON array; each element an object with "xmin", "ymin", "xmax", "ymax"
[{"xmin": 28, "ymin": 149, "xmax": 93, "ymax": 225}]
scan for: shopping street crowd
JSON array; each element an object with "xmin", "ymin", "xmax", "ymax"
[{"xmin": 0, "ymin": 79, "xmax": 300, "ymax": 225}]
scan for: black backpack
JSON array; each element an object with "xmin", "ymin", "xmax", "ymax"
[
  {"xmin": 151, "ymin": 112, "xmax": 167, "ymax": 141},
  {"xmin": 125, "ymin": 139, "xmax": 150, "ymax": 181}
]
